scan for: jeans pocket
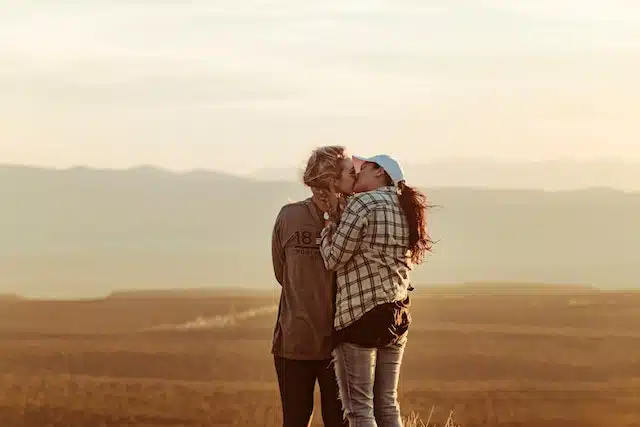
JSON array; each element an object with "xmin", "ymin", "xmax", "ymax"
[{"xmin": 394, "ymin": 331, "xmax": 408, "ymax": 347}]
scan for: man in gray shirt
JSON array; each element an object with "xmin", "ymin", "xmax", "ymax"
[{"xmin": 271, "ymin": 146, "xmax": 355, "ymax": 426}]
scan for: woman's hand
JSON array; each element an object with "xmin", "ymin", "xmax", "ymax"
[{"xmin": 337, "ymin": 195, "xmax": 347, "ymax": 213}]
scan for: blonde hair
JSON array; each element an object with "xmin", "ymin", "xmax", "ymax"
[{"xmin": 302, "ymin": 146, "xmax": 346, "ymax": 190}]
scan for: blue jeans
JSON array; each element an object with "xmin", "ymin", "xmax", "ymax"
[{"xmin": 332, "ymin": 334, "xmax": 407, "ymax": 427}]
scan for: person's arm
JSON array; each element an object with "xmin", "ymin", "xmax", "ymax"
[
  {"xmin": 271, "ymin": 208, "xmax": 286, "ymax": 286},
  {"xmin": 320, "ymin": 198, "xmax": 368, "ymax": 271}
]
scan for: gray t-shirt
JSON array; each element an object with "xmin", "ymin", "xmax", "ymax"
[{"xmin": 271, "ymin": 198, "xmax": 336, "ymax": 360}]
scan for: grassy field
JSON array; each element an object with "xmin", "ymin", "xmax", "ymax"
[{"xmin": 1, "ymin": 285, "xmax": 639, "ymax": 426}]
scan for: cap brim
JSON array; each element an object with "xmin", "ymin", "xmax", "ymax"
[{"xmin": 352, "ymin": 155, "xmax": 369, "ymax": 174}]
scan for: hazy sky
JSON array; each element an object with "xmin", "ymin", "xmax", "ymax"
[{"xmin": 1, "ymin": 0, "xmax": 639, "ymax": 173}]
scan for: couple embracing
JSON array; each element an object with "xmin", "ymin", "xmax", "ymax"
[{"xmin": 271, "ymin": 146, "xmax": 431, "ymax": 427}]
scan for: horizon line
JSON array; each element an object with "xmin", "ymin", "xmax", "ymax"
[
  {"xmin": 1, "ymin": 162, "xmax": 638, "ymax": 194},
  {"xmin": 6, "ymin": 281, "xmax": 640, "ymax": 302}
]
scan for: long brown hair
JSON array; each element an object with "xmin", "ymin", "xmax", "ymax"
[
  {"xmin": 374, "ymin": 164, "xmax": 433, "ymax": 265},
  {"xmin": 398, "ymin": 181, "xmax": 432, "ymax": 264}
]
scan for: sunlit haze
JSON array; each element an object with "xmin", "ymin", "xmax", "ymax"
[{"xmin": 1, "ymin": 1, "xmax": 639, "ymax": 174}]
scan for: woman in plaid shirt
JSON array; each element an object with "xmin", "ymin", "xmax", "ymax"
[{"xmin": 317, "ymin": 154, "xmax": 432, "ymax": 427}]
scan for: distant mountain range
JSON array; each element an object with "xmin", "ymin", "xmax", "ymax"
[
  {"xmin": 1, "ymin": 164, "xmax": 638, "ymax": 298},
  {"xmin": 248, "ymin": 158, "xmax": 640, "ymax": 191}
]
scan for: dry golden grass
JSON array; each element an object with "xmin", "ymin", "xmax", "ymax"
[{"xmin": 1, "ymin": 286, "xmax": 639, "ymax": 426}]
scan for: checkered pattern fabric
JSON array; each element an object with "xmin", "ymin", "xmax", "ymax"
[{"xmin": 320, "ymin": 186, "xmax": 413, "ymax": 330}]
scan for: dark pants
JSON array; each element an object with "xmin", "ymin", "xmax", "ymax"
[{"xmin": 274, "ymin": 355, "xmax": 348, "ymax": 427}]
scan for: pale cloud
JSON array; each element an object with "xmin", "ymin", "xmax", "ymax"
[
  {"xmin": 0, "ymin": 0, "xmax": 639, "ymax": 171},
  {"xmin": 479, "ymin": 0, "xmax": 640, "ymax": 22}
]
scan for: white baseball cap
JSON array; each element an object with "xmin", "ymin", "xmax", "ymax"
[{"xmin": 353, "ymin": 154, "xmax": 405, "ymax": 185}]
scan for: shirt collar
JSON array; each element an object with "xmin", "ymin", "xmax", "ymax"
[{"xmin": 377, "ymin": 185, "xmax": 398, "ymax": 194}]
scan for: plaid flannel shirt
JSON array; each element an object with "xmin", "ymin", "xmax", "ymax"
[{"xmin": 320, "ymin": 186, "xmax": 413, "ymax": 331}]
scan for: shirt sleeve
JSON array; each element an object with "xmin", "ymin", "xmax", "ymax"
[
  {"xmin": 320, "ymin": 198, "xmax": 368, "ymax": 271},
  {"xmin": 271, "ymin": 207, "xmax": 286, "ymax": 286}
]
